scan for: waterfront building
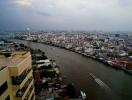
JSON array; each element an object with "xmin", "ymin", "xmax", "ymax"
[{"xmin": 0, "ymin": 51, "xmax": 35, "ymax": 100}]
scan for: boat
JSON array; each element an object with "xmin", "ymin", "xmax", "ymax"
[{"xmin": 80, "ymin": 90, "xmax": 87, "ymax": 100}]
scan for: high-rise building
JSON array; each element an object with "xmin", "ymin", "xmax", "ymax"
[{"xmin": 0, "ymin": 51, "xmax": 35, "ymax": 100}]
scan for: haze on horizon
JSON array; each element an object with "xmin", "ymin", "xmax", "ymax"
[{"xmin": 0, "ymin": 0, "xmax": 132, "ymax": 32}]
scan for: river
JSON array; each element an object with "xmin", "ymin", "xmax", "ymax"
[{"xmin": 14, "ymin": 40, "xmax": 132, "ymax": 100}]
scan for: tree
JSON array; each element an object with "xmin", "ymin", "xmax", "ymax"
[
  {"xmin": 129, "ymin": 50, "xmax": 132, "ymax": 56},
  {"xmin": 4, "ymin": 53, "xmax": 11, "ymax": 57},
  {"xmin": 19, "ymin": 43, "xmax": 24, "ymax": 47},
  {"xmin": 66, "ymin": 83, "xmax": 76, "ymax": 98}
]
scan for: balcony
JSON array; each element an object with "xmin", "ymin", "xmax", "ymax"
[
  {"xmin": 31, "ymin": 94, "xmax": 35, "ymax": 100},
  {"xmin": 12, "ymin": 68, "xmax": 32, "ymax": 85},
  {"xmin": 16, "ymin": 77, "xmax": 33, "ymax": 97},
  {"xmin": 0, "ymin": 65, "xmax": 6, "ymax": 71},
  {"xmin": 24, "ymin": 85, "xmax": 34, "ymax": 100},
  {"xmin": 16, "ymin": 87, "xmax": 27, "ymax": 97}
]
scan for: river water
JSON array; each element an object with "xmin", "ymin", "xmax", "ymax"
[{"xmin": 14, "ymin": 40, "xmax": 132, "ymax": 100}]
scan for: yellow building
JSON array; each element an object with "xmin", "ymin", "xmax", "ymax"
[{"xmin": 0, "ymin": 51, "xmax": 35, "ymax": 100}]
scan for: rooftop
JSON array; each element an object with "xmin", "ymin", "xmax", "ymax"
[{"xmin": 0, "ymin": 51, "xmax": 29, "ymax": 68}]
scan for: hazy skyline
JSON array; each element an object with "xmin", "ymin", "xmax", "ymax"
[{"xmin": 0, "ymin": 0, "xmax": 132, "ymax": 31}]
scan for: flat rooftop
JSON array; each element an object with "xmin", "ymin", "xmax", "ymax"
[{"xmin": 0, "ymin": 51, "xmax": 29, "ymax": 68}]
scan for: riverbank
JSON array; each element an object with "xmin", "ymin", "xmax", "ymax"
[
  {"xmin": 30, "ymin": 40, "xmax": 132, "ymax": 76},
  {"xmin": 22, "ymin": 45, "xmax": 82, "ymax": 99},
  {"xmin": 11, "ymin": 39, "xmax": 132, "ymax": 100}
]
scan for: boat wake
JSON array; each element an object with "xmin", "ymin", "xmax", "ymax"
[{"xmin": 89, "ymin": 73, "xmax": 112, "ymax": 92}]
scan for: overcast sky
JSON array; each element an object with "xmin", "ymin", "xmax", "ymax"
[{"xmin": 0, "ymin": 0, "xmax": 132, "ymax": 31}]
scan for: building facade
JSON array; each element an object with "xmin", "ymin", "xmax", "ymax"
[{"xmin": 0, "ymin": 51, "xmax": 35, "ymax": 100}]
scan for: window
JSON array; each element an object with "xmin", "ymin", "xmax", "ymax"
[
  {"xmin": 0, "ymin": 81, "xmax": 8, "ymax": 96},
  {"xmin": 5, "ymin": 95, "xmax": 10, "ymax": 100}
]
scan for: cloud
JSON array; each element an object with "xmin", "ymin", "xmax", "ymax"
[
  {"xmin": 35, "ymin": 11, "xmax": 51, "ymax": 16},
  {"xmin": 16, "ymin": 0, "xmax": 32, "ymax": 6},
  {"xmin": 0, "ymin": 0, "xmax": 132, "ymax": 31},
  {"xmin": 118, "ymin": 0, "xmax": 132, "ymax": 7}
]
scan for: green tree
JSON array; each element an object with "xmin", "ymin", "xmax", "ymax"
[
  {"xmin": 4, "ymin": 53, "xmax": 11, "ymax": 57},
  {"xmin": 129, "ymin": 50, "xmax": 132, "ymax": 56},
  {"xmin": 19, "ymin": 43, "xmax": 24, "ymax": 47}
]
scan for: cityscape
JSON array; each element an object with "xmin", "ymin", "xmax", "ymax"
[
  {"xmin": 0, "ymin": 31, "xmax": 132, "ymax": 100},
  {"xmin": 0, "ymin": 0, "xmax": 132, "ymax": 100},
  {"xmin": 15, "ymin": 31, "xmax": 132, "ymax": 74}
]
